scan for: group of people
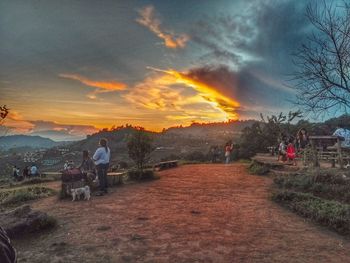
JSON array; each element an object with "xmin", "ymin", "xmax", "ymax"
[
  {"xmin": 209, "ymin": 141, "xmax": 234, "ymax": 164},
  {"xmin": 278, "ymin": 128, "xmax": 310, "ymax": 165},
  {"xmin": 12, "ymin": 164, "xmax": 39, "ymax": 181},
  {"xmin": 278, "ymin": 123, "xmax": 350, "ymax": 165},
  {"xmin": 66, "ymin": 138, "xmax": 111, "ymax": 196}
]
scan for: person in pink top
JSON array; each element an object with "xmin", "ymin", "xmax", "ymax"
[{"xmin": 287, "ymin": 138, "xmax": 297, "ymax": 166}]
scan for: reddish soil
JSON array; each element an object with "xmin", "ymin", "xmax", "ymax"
[{"xmin": 14, "ymin": 164, "xmax": 350, "ymax": 262}]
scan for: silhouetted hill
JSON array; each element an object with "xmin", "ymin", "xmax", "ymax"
[
  {"xmin": 67, "ymin": 121, "xmax": 258, "ymax": 164},
  {"xmin": 0, "ymin": 135, "xmax": 66, "ymax": 151},
  {"xmin": 30, "ymin": 130, "xmax": 85, "ymax": 141},
  {"xmin": 164, "ymin": 120, "xmax": 257, "ymax": 137}
]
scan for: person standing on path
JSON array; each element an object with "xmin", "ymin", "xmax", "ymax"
[
  {"xmin": 93, "ymin": 138, "xmax": 110, "ymax": 195},
  {"xmin": 224, "ymin": 141, "xmax": 234, "ymax": 164}
]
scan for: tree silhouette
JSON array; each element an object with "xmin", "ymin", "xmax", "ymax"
[
  {"xmin": 0, "ymin": 105, "xmax": 9, "ymax": 124},
  {"xmin": 127, "ymin": 129, "xmax": 152, "ymax": 174},
  {"xmin": 293, "ymin": 1, "xmax": 350, "ymax": 114}
]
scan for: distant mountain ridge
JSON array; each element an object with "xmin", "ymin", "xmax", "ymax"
[{"xmin": 0, "ymin": 135, "xmax": 66, "ymax": 150}]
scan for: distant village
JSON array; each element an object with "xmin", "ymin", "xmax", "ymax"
[{"xmin": 0, "ymin": 147, "xmax": 82, "ymax": 174}]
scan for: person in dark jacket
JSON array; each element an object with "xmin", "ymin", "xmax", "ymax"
[
  {"xmin": 79, "ymin": 150, "xmax": 96, "ymax": 184},
  {"xmin": 296, "ymin": 128, "xmax": 309, "ymax": 150},
  {"xmin": 0, "ymin": 226, "xmax": 16, "ymax": 263}
]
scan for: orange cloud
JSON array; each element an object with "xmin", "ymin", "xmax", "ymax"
[
  {"xmin": 124, "ymin": 67, "xmax": 240, "ymax": 122},
  {"xmin": 59, "ymin": 74, "xmax": 127, "ymax": 99},
  {"xmin": 1, "ymin": 111, "xmax": 34, "ymax": 134},
  {"xmin": 124, "ymin": 74, "xmax": 186, "ymax": 111},
  {"xmin": 136, "ymin": 5, "xmax": 189, "ymax": 49},
  {"xmin": 149, "ymin": 67, "xmax": 240, "ymax": 120}
]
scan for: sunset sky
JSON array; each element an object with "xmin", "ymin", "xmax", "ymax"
[{"xmin": 0, "ymin": 0, "xmax": 319, "ymax": 140}]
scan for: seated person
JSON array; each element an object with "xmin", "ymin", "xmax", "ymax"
[
  {"xmin": 278, "ymin": 138, "xmax": 287, "ymax": 162},
  {"xmin": 333, "ymin": 123, "xmax": 350, "ymax": 148},
  {"xmin": 30, "ymin": 164, "xmax": 39, "ymax": 177},
  {"xmin": 287, "ymin": 138, "xmax": 297, "ymax": 166},
  {"xmin": 79, "ymin": 150, "xmax": 96, "ymax": 184}
]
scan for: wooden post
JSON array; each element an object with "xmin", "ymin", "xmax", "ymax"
[
  {"xmin": 310, "ymin": 139, "xmax": 319, "ymax": 167},
  {"xmin": 336, "ymin": 137, "xmax": 344, "ymax": 169}
]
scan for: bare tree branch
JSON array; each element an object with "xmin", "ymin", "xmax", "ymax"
[{"xmin": 292, "ymin": 1, "xmax": 350, "ymax": 115}]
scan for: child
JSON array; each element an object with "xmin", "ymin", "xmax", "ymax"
[
  {"xmin": 287, "ymin": 138, "xmax": 297, "ymax": 166},
  {"xmin": 278, "ymin": 138, "xmax": 287, "ymax": 162}
]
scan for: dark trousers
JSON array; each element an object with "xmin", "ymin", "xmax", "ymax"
[{"xmin": 96, "ymin": 163, "xmax": 109, "ymax": 192}]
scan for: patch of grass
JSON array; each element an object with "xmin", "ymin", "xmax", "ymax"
[
  {"xmin": 248, "ymin": 161, "xmax": 270, "ymax": 175},
  {"xmin": 17, "ymin": 177, "xmax": 54, "ymax": 186},
  {"xmin": 0, "ymin": 177, "xmax": 11, "ymax": 185},
  {"xmin": 273, "ymin": 172, "xmax": 350, "ymax": 203},
  {"xmin": 273, "ymin": 174, "xmax": 313, "ymax": 190},
  {"xmin": 272, "ymin": 191, "xmax": 350, "ymax": 235},
  {"xmin": 0, "ymin": 186, "xmax": 56, "ymax": 207}
]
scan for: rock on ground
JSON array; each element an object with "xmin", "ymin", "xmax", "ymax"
[{"xmin": 0, "ymin": 205, "xmax": 56, "ymax": 238}]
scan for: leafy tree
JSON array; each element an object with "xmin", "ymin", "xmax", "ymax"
[
  {"xmin": 239, "ymin": 122, "xmax": 267, "ymax": 158},
  {"xmin": 127, "ymin": 129, "xmax": 152, "ymax": 173},
  {"xmin": 239, "ymin": 111, "xmax": 302, "ymax": 158}
]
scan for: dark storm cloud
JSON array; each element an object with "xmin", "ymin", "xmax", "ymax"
[
  {"xmin": 189, "ymin": 0, "xmax": 312, "ymax": 114},
  {"xmin": 184, "ymin": 64, "xmax": 294, "ymax": 116},
  {"xmin": 192, "ymin": 0, "xmax": 310, "ymax": 71}
]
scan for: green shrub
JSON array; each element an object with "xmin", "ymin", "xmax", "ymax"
[
  {"xmin": 273, "ymin": 174, "xmax": 313, "ymax": 190},
  {"xmin": 30, "ymin": 215, "xmax": 57, "ymax": 233},
  {"xmin": 314, "ymin": 169, "xmax": 350, "ymax": 185},
  {"xmin": 127, "ymin": 169, "xmax": 159, "ymax": 181},
  {"xmin": 273, "ymin": 172, "xmax": 350, "ymax": 203},
  {"xmin": 184, "ymin": 151, "xmax": 209, "ymax": 163},
  {"xmin": 0, "ymin": 186, "xmax": 56, "ymax": 206},
  {"xmin": 248, "ymin": 161, "xmax": 269, "ymax": 175},
  {"xmin": 273, "ymin": 191, "xmax": 350, "ymax": 235}
]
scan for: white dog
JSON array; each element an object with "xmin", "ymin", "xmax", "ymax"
[{"xmin": 71, "ymin": 185, "xmax": 91, "ymax": 201}]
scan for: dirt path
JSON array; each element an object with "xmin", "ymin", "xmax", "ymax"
[{"xmin": 14, "ymin": 164, "xmax": 350, "ymax": 262}]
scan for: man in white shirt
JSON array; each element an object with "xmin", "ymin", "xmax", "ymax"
[{"xmin": 93, "ymin": 138, "xmax": 111, "ymax": 195}]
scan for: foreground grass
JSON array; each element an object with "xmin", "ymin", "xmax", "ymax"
[
  {"xmin": 0, "ymin": 186, "xmax": 56, "ymax": 207},
  {"xmin": 273, "ymin": 169, "xmax": 350, "ymax": 235},
  {"xmin": 273, "ymin": 191, "xmax": 350, "ymax": 235},
  {"xmin": 274, "ymin": 171, "xmax": 350, "ymax": 204}
]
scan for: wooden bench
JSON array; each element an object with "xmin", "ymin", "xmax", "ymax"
[
  {"xmin": 153, "ymin": 160, "xmax": 178, "ymax": 171},
  {"xmin": 107, "ymin": 172, "xmax": 128, "ymax": 186}
]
